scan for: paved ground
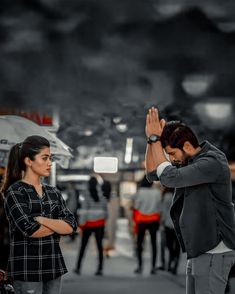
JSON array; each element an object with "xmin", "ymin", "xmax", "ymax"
[{"xmin": 60, "ymin": 218, "xmax": 187, "ymax": 294}]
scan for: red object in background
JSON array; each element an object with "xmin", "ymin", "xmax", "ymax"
[
  {"xmin": 0, "ymin": 109, "xmax": 53, "ymax": 126},
  {"xmin": 79, "ymin": 219, "xmax": 106, "ymax": 230},
  {"xmin": 42, "ymin": 114, "xmax": 53, "ymax": 125},
  {"xmin": 133, "ymin": 209, "xmax": 160, "ymax": 223}
]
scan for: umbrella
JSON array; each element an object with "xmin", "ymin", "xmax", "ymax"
[{"xmin": 0, "ymin": 115, "xmax": 72, "ymax": 168}]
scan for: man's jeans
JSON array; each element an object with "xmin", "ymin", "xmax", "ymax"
[
  {"xmin": 186, "ymin": 251, "xmax": 235, "ymax": 294},
  {"xmin": 13, "ymin": 276, "xmax": 61, "ymax": 294}
]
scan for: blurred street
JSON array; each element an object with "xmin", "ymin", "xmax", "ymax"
[{"xmin": 60, "ymin": 218, "xmax": 186, "ymax": 294}]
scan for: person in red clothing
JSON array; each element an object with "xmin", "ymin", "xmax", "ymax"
[
  {"xmin": 128, "ymin": 175, "xmax": 161, "ymax": 274},
  {"xmin": 74, "ymin": 174, "xmax": 108, "ymax": 276}
]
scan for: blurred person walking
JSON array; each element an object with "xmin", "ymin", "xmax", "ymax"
[
  {"xmin": 0, "ymin": 165, "xmax": 10, "ymax": 272},
  {"xmin": 145, "ymin": 107, "xmax": 235, "ymax": 294},
  {"xmin": 65, "ymin": 182, "xmax": 80, "ymax": 241},
  {"xmin": 101, "ymin": 180, "xmax": 120, "ymax": 258},
  {"xmin": 161, "ymin": 186, "xmax": 180, "ymax": 275},
  {"xmin": 1, "ymin": 135, "xmax": 77, "ymax": 294},
  {"xmin": 74, "ymin": 174, "xmax": 108, "ymax": 276},
  {"xmin": 127, "ymin": 175, "xmax": 161, "ymax": 274}
]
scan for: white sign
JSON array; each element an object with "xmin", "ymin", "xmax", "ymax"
[{"xmin": 93, "ymin": 157, "xmax": 118, "ymax": 173}]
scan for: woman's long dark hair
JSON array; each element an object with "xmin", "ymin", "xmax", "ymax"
[
  {"xmin": 1, "ymin": 135, "xmax": 50, "ymax": 195},
  {"xmin": 101, "ymin": 180, "xmax": 111, "ymax": 202},
  {"xmin": 88, "ymin": 176, "xmax": 100, "ymax": 202}
]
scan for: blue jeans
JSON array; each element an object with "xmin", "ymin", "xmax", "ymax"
[
  {"xmin": 13, "ymin": 276, "xmax": 62, "ymax": 294},
  {"xmin": 186, "ymin": 251, "xmax": 235, "ymax": 294}
]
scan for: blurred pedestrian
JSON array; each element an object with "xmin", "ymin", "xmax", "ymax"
[
  {"xmin": 145, "ymin": 107, "xmax": 235, "ymax": 294},
  {"xmin": 103, "ymin": 186, "xmax": 120, "ymax": 258},
  {"xmin": 65, "ymin": 182, "xmax": 80, "ymax": 241},
  {"xmin": 0, "ymin": 166, "xmax": 5, "ymax": 186},
  {"xmin": 0, "ymin": 165, "xmax": 10, "ymax": 272},
  {"xmin": 74, "ymin": 174, "xmax": 108, "ymax": 276},
  {"xmin": 161, "ymin": 186, "xmax": 180, "ymax": 274},
  {"xmin": 126, "ymin": 175, "xmax": 161, "ymax": 274},
  {"xmin": 1, "ymin": 135, "xmax": 77, "ymax": 294}
]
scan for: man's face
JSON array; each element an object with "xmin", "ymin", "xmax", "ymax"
[{"xmin": 165, "ymin": 145, "xmax": 189, "ymax": 166}]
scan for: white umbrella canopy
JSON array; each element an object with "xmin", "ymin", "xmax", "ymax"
[{"xmin": 0, "ymin": 115, "xmax": 73, "ymax": 168}]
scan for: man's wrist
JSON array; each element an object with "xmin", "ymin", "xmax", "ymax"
[{"xmin": 147, "ymin": 134, "xmax": 161, "ymax": 144}]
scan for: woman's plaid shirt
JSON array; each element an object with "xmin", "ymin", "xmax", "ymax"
[{"xmin": 4, "ymin": 181, "xmax": 78, "ymax": 282}]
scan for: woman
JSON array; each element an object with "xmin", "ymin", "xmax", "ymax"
[
  {"xmin": 1, "ymin": 135, "xmax": 77, "ymax": 294},
  {"xmin": 74, "ymin": 174, "xmax": 108, "ymax": 276},
  {"xmin": 128, "ymin": 176, "xmax": 161, "ymax": 274}
]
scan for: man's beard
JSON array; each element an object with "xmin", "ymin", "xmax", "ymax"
[
  {"xmin": 172, "ymin": 160, "xmax": 184, "ymax": 168},
  {"xmin": 172, "ymin": 152, "xmax": 189, "ymax": 167}
]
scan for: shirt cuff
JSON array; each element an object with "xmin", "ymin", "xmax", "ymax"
[{"xmin": 157, "ymin": 161, "xmax": 172, "ymax": 178}]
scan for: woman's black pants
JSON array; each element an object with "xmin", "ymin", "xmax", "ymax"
[
  {"xmin": 136, "ymin": 221, "xmax": 159, "ymax": 269},
  {"xmin": 76, "ymin": 226, "xmax": 104, "ymax": 271}
]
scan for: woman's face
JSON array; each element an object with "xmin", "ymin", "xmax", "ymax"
[{"xmin": 26, "ymin": 147, "xmax": 53, "ymax": 177}]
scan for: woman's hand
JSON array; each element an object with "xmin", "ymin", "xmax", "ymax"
[
  {"xmin": 35, "ymin": 217, "xmax": 73, "ymax": 235},
  {"xmin": 145, "ymin": 107, "xmax": 166, "ymax": 137},
  {"xmin": 35, "ymin": 216, "xmax": 45, "ymax": 225}
]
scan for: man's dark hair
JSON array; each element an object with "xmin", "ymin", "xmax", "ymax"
[{"xmin": 160, "ymin": 121, "xmax": 199, "ymax": 149}]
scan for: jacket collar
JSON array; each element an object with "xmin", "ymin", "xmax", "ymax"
[{"xmin": 188, "ymin": 140, "xmax": 211, "ymax": 163}]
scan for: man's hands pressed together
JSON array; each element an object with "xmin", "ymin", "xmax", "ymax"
[
  {"xmin": 145, "ymin": 107, "xmax": 166, "ymax": 138},
  {"xmin": 145, "ymin": 107, "xmax": 169, "ymax": 173}
]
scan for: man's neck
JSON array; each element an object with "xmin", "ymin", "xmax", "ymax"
[{"xmin": 189, "ymin": 146, "xmax": 202, "ymax": 158}]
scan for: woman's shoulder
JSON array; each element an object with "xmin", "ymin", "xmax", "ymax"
[
  {"xmin": 4, "ymin": 181, "xmax": 27, "ymax": 203},
  {"xmin": 7, "ymin": 181, "xmax": 25, "ymax": 193}
]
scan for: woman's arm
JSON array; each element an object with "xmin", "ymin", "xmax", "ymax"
[
  {"xmin": 31, "ymin": 225, "xmax": 55, "ymax": 238},
  {"xmin": 54, "ymin": 187, "xmax": 78, "ymax": 232},
  {"xmin": 4, "ymin": 190, "xmax": 41, "ymax": 237},
  {"xmin": 35, "ymin": 216, "xmax": 73, "ymax": 235}
]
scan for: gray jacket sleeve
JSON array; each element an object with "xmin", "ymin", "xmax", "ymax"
[
  {"xmin": 146, "ymin": 170, "xmax": 159, "ymax": 183},
  {"xmin": 159, "ymin": 155, "xmax": 222, "ymax": 188}
]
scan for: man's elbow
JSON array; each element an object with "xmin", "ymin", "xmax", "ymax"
[{"xmin": 160, "ymin": 177, "xmax": 176, "ymax": 188}]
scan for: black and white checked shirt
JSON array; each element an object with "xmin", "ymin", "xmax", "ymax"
[{"xmin": 4, "ymin": 181, "xmax": 77, "ymax": 282}]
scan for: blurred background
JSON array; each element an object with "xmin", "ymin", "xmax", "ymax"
[
  {"xmin": 1, "ymin": 1, "xmax": 235, "ymax": 292},
  {"xmin": 1, "ymin": 0, "xmax": 235, "ymax": 170}
]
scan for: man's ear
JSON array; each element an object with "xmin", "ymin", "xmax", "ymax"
[
  {"xmin": 24, "ymin": 157, "xmax": 32, "ymax": 167},
  {"xmin": 182, "ymin": 141, "xmax": 192, "ymax": 153}
]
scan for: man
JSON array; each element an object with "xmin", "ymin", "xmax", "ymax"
[{"xmin": 145, "ymin": 107, "xmax": 235, "ymax": 294}]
